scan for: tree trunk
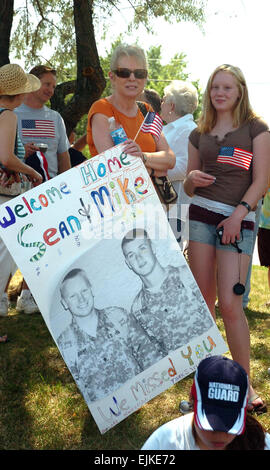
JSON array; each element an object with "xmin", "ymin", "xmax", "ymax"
[
  {"xmin": 51, "ymin": 0, "xmax": 106, "ymax": 136},
  {"xmin": 0, "ymin": 0, "xmax": 14, "ymax": 66}
]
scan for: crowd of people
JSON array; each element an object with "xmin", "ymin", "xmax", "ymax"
[{"xmin": 0, "ymin": 43, "xmax": 269, "ymax": 450}]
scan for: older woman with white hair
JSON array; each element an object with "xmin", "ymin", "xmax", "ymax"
[
  {"xmin": 87, "ymin": 44, "xmax": 175, "ymax": 177},
  {"xmin": 160, "ymin": 80, "xmax": 198, "ymax": 248}
]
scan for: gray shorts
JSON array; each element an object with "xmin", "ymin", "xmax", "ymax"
[{"xmin": 189, "ymin": 219, "xmax": 254, "ymax": 256}]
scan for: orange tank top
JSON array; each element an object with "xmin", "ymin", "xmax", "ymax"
[{"xmin": 87, "ymin": 98, "xmax": 157, "ymax": 156}]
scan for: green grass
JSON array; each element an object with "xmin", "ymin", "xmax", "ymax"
[{"xmin": 0, "ymin": 266, "xmax": 269, "ymax": 449}]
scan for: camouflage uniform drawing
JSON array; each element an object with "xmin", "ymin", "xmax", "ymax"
[
  {"xmin": 57, "ymin": 306, "xmax": 140, "ymax": 402},
  {"xmin": 57, "ymin": 268, "xmax": 140, "ymax": 402},
  {"xmin": 121, "ymin": 229, "xmax": 214, "ymax": 371},
  {"xmin": 128, "ymin": 265, "xmax": 214, "ymax": 370}
]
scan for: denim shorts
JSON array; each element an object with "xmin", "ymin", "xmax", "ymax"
[{"xmin": 189, "ymin": 219, "xmax": 254, "ymax": 256}]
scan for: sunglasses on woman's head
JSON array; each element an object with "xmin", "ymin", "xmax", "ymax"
[{"xmin": 113, "ymin": 68, "xmax": 148, "ymax": 79}]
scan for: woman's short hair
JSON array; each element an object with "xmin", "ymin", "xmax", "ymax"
[
  {"xmin": 163, "ymin": 80, "xmax": 198, "ymax": 117},
  {"xmin": 110, "ymin": 44, "xmax": 147, "ymax": 71},
  {"xmin": 198, "ymin": 64, "xmax": 256, "ymax": 133}
]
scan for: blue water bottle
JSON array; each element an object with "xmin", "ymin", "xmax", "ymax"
[{"xmin": 109, "ymin": 117, "xmax": 128, "ymax": 145}]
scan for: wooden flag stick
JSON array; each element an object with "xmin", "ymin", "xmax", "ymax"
[{"xmin": 133, "ymin": 111, "xmax": 149, "ymax": 142}]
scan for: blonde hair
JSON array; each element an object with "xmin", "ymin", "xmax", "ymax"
[
  {"xmin": 164, "ymin": 80, "xmax": 198, "ymax": 117},
  {"xmin": 110, "ymin": 44, "xmax": 147, "ymax": 70},
  {"xmin": 198, "ymin": 64, "xmax": 257, "ymax": 134}
]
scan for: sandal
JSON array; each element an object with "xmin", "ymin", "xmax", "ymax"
[
  {"xmin": 247, "ymin": 393, "xmax": 267, "ymax": 415},
  {"xmin": 0, "ymin": 334, "xmax": 9, "ymax": 343}
]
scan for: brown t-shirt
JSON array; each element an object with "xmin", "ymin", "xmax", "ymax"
[
  {"xmin": 87, "ymin": 98, "xmax": 157, "ymax": 157},
  {"xmin": 189, "ymin": 118, "xmax": 269, "ymax": 207}
]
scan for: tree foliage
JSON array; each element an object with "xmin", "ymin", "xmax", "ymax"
[
  {"xmin": 10, "ymin": 0, "xmax": 205, "ymax": 74},
  {"xmin": 11, "ymin": 0, "xmax": 76, "ymax": 79},
  {"xmin": 2, "ymin": 0, "xmax": 206, "ymax": 133},
  {"xmin": 146, "ymin": 46, "xmax": 202, "ymax": 120},
  {"xmin": 146, "ymin": 46, "xmax": 189, "ymax": 97}
]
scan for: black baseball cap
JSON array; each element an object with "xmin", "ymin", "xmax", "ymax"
[{"xmin": 192, "ymin": 356, "xmax": 249, "ymax": 435}]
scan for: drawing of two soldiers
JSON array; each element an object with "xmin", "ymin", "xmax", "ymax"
[{"xmin": 57, "ymin": 229, "xmax": 213, "ymax": 402}]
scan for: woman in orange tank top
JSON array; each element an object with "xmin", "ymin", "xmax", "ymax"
[{"xmin": 87, "ymin": 44, "xmax": 175, "ymax": 178}]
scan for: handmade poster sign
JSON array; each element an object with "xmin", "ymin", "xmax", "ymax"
[{"xmin": 0, "ymin": 144, "xmax": 227, "ymax": 433}]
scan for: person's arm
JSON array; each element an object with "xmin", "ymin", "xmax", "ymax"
[
  {"xmin": 92, "ymin": 111, "xmax": 175, "ymax": 174},
  {"xmin": 239, "ymin": 131, "xmax": 270, "ymax": 209},
  {"xmin": 91, "ymin": 113, "xmax": 115, "ymax": 153},
  {"xmin": 183, "ymin": 141, "xmax": 215, "ymax": 196},
  {"xmin": 217, "ymin": 131, "xmax": 270, "ymax": 244},
  {"xmin": 122, "ymin": 133, "xmax": 175, "ymax": 176},
  {"xmin": 0, "ymin": 111, "xmax": 42, "ymax": 184},
  {"xmin": 144, "ymin": 133, "xmax": 176, "ymax": 172},
  {"xmin": 24, "ymin": 142, "xmax": 39, "ymax": 159},
  {"xmin": 56, "ymin": 113, "xmax": 72, "ymax": 173},
  {"xmin": 57, "ymin": 150, "xmax": 71, "ymax": 174},
  {"xmin": 72, "ymin": 134, "xmax": 87, "ymax": 152}
]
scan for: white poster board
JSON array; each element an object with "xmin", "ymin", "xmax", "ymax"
[{"xmin": 0, "ymin": 144, "xmax": 227, "ymax": 433}]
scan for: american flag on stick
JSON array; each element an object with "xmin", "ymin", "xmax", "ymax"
[
  {"xmin": 21, "ymin": 119, "xmax": 55, "ymax": 138},
  {"xmin": 140, "ymin": 112, "xmax": 163, "ymax": 138},
  {"xmin": 217, "ymin": 146, "xmax": 253, "ymax": 171},
  {"xmin": 134, "ymin": 111, "xmax": 163, "ymax": 141}
]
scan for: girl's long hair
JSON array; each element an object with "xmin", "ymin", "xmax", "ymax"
[
  {"xmin": 197, "ymin": 64, "xmax": 257, "ymax": 134},
  {"xmin": 226, "ymin": 414, "xmax": 266, "ymax": 450}
]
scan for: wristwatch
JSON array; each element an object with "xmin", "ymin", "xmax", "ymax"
[{"xmin": 142, "ymin": 153, "xmax": 147, "ymax": 163}]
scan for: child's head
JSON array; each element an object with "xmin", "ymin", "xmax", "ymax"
[{"xmin": 191, "ymin": 355, "xmax": 249, "ymax": 449}]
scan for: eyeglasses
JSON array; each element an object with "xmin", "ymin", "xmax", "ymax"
[{"xmin": 113, "ymin": 68, "xmax": 148, "ymax": 79}]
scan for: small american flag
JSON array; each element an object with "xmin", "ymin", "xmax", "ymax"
[
  {"xmin": 140, "ymin": 112, "xmax": 163, "ymax": 139},
  {"xmin": 217, "ymin": 146, "xmax": 253, "ymax": 171},
  {"xmin": 22, "ymin": 119, "xmax": 55, "ymax": 138}
]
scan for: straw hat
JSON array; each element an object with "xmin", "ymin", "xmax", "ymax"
[{"xmin": 0, "ymin": 63, "xmax": 41, "ymax": 96}]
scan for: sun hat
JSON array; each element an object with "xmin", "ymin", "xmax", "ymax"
[
  {"xmin": 191, "ymin": 355, "xmax": 249, "ymax": 435},
  {"xmin": 0, "ymin": 64, "xmax": 41, "ymax": 96}
]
